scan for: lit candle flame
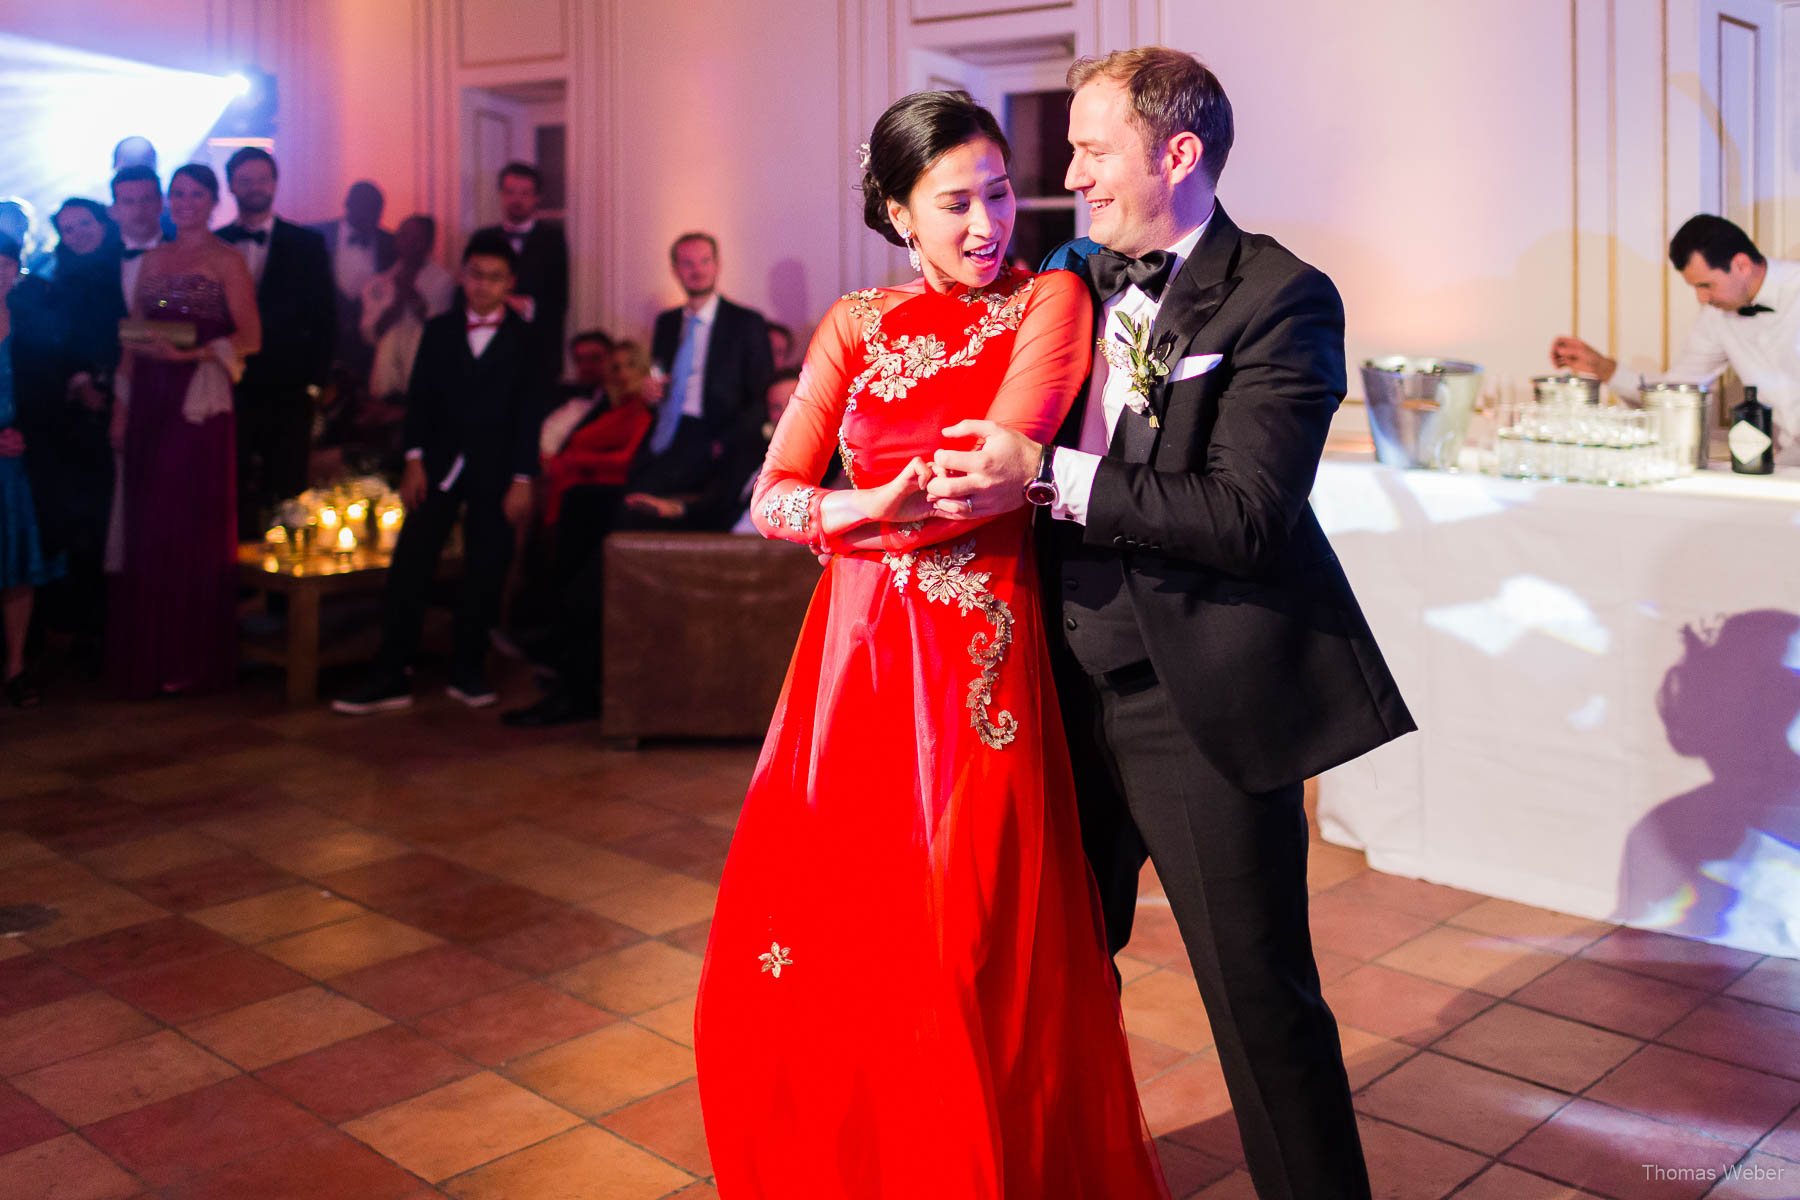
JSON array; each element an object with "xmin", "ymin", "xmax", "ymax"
[
  {"xmin": 379, "ymin": 507, "xmax": 402, "ymax": 529},
  {"xmin": 265, "ymin": 526, "xmax": 288, "ymax": 544},
  {"xmin": 346, "ymin": 500, "xmax": 368, "ymax": 520},
  {"xmin": 336, "ymin": 526, "xmax": 357, "ymax": 553},
  {"xmin": 318, "ymin": 506, "xmax": 340, "ymax": 528}
]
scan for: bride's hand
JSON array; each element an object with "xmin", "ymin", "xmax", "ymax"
[{"xmin": 861, "ymin": 457, "xmax": 935, "ymax": 524}]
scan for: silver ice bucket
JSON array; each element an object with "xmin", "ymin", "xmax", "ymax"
[
  {"xmin": 1640, "ymin": 381, "xmax": 1712, "ymax": 474},
  {"xmin": 1359, "ymin": 357, "xmax": 1484, "ymax": 470}
]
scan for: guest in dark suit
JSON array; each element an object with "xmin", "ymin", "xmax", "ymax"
[
  {"xmin": 332, "ymin": 231, "xmax": 544, "ymax": 715},
  {"xmin": 310, "ymin": 180, "xmax": 397, "ymax": 393},
  {"xmin": 620, "ymin": 232, "xmax": 773, "ymax": 530},
  {"xmin": 471, "ymin": 162, "xmax": 567, "ymax": 387},
  {"xmin": 29, "ymin": 199, "xmax": 125, "ymax": 662},
  {"xmin": 219, "ymin": 147, "xmax": 335, "ymax": 536},
  {"xmin": 927, "ymin": 48, "xmax": 1415, "ymax": 1200}
]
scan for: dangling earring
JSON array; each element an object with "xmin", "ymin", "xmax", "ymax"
[{"xmin": 903, "ymin": 233, "xmax": 921, "ymax": 274}]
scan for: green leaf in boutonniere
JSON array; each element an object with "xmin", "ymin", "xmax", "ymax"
[{"xmin": 1096, "ymin": 312, "xmax": 1170, "ymax": 428}]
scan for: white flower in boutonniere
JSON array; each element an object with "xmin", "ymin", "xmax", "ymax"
[{"xmin": 1097, "ymin": 312, "xmax": 1170, "ymax": 429}]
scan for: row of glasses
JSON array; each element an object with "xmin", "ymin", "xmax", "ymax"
[{"xmin": 1493, "ymin": 402, "xmax": 1666, "ymax": 486}]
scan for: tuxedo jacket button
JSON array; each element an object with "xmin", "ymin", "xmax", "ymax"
[
  {"xmin": 1112, "ymin": 535, "xmax": 1125, "ymax": 546},
  {"xmin": 1064, "ymin": 616, "xmax": 1078, "ymax": 631}
]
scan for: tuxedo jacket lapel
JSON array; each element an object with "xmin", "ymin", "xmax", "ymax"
[{"xmin": 1147, "ymin": 205, "xmax": 1245, "ymax": 423}]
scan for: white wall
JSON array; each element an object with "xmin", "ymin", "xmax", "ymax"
[{"xmin": 10, "ymin": 0, "xmax": 1787, "ymax": 391}]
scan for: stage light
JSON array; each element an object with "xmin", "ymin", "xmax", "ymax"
[{"xmin": 0, "ymin": 34, "xmax": 251, "ymax": 232}]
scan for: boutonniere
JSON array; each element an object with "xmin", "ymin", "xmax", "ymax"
[{"xmin": 1097, "ymin": 312, "xmax": 1171, "ymax": 428}]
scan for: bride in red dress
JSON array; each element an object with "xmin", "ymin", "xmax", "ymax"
[{"xmin": 695, "ymin": 92, "xmax": 1168, "ymax": 1199}]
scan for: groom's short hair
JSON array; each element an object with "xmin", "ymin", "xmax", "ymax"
[{"xmin": 1068, "ymin": 47, "xmax": 1234, "ymax": 185}]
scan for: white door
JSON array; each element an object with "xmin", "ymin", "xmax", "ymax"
[
  {"xmin": 460, "ymin": 87, "xmax": 532, "ymax": 235},
  {"xmin": 1696, "ymin": 0, "xmax": 1785, "ymax": 247}
]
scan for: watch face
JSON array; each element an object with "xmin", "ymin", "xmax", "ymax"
[{"xmin": 1024, "ymin": 479, "xmax": 1056, "ymax": 506}]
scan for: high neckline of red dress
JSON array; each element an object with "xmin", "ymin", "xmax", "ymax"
[{"xmin": 903, "ymin": 264, "xmax": 1031, "ymax": 300}]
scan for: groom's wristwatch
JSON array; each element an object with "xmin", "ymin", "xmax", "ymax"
[{"xmin": 1023, "ymin": 444, "xmax": 1058, "ymax": 507}]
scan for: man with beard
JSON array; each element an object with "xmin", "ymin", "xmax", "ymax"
[{"xmin": 218, "ymin": 147, "xmax": 335, "ymax": 535}]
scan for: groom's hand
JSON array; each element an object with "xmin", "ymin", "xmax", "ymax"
[{"xmin": 927, "ymin": 420, "xmax": 1038, "ymax": 520}]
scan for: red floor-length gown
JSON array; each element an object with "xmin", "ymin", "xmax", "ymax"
[{"xmin": 695, "ymin": 265, "xmax": 1169, "ymax": 1199}]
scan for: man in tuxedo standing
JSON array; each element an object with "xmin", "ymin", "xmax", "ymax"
[
  {"xmin": 622, "ymin": 232, "xmax": 772, "ymax": 529},
  {"xmin": 471, "ymin": 162, "xmax": 567, "ymax": 388},
  {"xmin": 220, "ymin": 147, "xmax": 336, "ymax": 536},
  {"xmin": 926, "ymin": 47, "xmax": 1414, "ymax": 1200},
  {"xmin": 311, "ymin": 180, "xmax": 398, "ymax": 391},
  {"xmin": 110, "ymin": 165, "xmax": 165, "ymax": 313}
]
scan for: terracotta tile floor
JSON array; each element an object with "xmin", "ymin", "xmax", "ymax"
[{"xmin": 2, "ymin": 676, "xmax": 1795, "ymax": 1200}]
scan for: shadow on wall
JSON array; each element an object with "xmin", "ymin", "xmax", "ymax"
[
  {"xmin": 1614, "ymin": 609, "xmax": 1800, "ymax": 958},
  {"xmin": 766, "ymin": 257, "xmax": 809, "ymax": 343}
]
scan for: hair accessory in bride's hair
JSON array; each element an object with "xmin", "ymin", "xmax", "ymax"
[{"xmin": 857, "ymin": 142, "xmax": 872, "ymax": 171}]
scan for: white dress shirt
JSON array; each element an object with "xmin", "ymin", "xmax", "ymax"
[
  {"xmin": 1051, "ymin": 215, "xmax": 1213, "ymax": 524},
  {"xmin": 332, "ymin": 229, "xmax": 378, "ymax": 300},
  {"xmin": 679, "ymin": 292, "xmax": 721, "ymax": 419},
  {"xmin": 234, "ymin": 212, "xmax": 276, "ymax": 287},
  {"xmin": 362, "ymin": 260, "xmax": 456, "ymax": 398},
  {"xmin": 1614, "ymin": 259, "xmax": 1800, "ymax": 462},
  {"xmin": 120, "ymin": 233, "xmax": 163, "ymax": 311},
  {"xmin": 540, "ymin": 391, "xmax": 604, "ymax": 459}
]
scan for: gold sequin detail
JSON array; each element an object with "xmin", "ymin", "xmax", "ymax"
[
  {"xmin": 881, "ymin": 540, "xmax": 1017, "ymax": 749},
  {"xmin": 759, "ymin": 942, "xmax": 792, "ymax": 977},
  {"xmin": 839, "ymin": 278, "xmax": 1036, "ymax": 411}
]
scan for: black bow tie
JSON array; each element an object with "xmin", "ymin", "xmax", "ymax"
[
  {"xmin": 1738, "ymin": 303, "xmax": 1774, "ymax": 317},
  {"xmin": 121, "ymin": 247, "xmax": 147, "ymax": 261},
  {"xmin": 226, "ymin": 227, "xmax": 268, "ymax": 246},
  {"xmin": 1089, "ymin": 248, "xmax": 1174, "ymax": 302}
]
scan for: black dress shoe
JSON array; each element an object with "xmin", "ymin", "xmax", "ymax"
[{"xmin": 501, "ymin": 690, "xmax": 598, "ymax": 728}]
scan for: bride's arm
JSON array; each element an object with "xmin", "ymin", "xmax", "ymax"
[
  {"xmin": 749, "ymin": 293, "xmax": 932, "ymax": 550},
  {"xmin": 825, "ymin": 269, "xmax": 1093, "ymax": 555}
]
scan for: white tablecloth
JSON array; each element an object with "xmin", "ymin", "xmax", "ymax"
[{"xmin": 1313, "ymin": 459, "xmax": 1800, "ymax": 959}]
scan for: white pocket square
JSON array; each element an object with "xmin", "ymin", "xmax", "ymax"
[{"xmin": 1170, "ymin": 353, "xmax": 1224, "ymax": 382}]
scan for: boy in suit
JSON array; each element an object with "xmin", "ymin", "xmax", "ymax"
[{"xmin": 333, "ymin": 231, "xmax": 544, "ymax": 714}]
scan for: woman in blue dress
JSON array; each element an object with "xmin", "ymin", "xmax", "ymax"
[{"xmin": 0, "ymin": 234, "xmax": 66, "ymax": 706}]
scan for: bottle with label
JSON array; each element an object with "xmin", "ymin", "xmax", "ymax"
[{"xmin": 1728, "ymin": 385, "xmax": 1775, "ymax": 474}]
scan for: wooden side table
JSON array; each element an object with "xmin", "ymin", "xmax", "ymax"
[{"xmin": 236, "ymin": 543, "xmax": 459, "ymax": 705}]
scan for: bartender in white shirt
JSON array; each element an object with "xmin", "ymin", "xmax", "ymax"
[{"xmin": 1551, "ymin": 214, "xmax": 1800, "ymax": 463}]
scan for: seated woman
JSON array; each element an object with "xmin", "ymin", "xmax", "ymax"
[{"xmin": 540, "ymin": 337, "xmax": 653, "ymax": 551}]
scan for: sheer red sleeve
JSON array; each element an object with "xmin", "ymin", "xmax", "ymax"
[
  {"xmin": 747, "ymin": 294, "xmax": 862, "ymax": 551},
  {"xmin": 829, "ymin": 269, "xmax": 1093, "ymax": 555}
]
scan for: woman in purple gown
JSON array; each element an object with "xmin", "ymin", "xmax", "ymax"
[{"xmin": 108, "ymin": 164, "xmax": 260, "ymax": 697}]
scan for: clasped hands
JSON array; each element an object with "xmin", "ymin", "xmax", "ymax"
[{"xmin": 858, "ymin": 420, "xmax": 1043, "ymax": 526}]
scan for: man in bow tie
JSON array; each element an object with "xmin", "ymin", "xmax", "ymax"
[
  {"xmin": 1551, "ymin": 214, "xmax": 1800, "ymax": 462},
  {"xmin": 925, "ymin": 46, "xmax": 1413, "ymax": 1200},
  {"xmin": 218, "ymin": 146, "xmax": 336, "ymax": 536},
  {"xmin": 310, "ymin": 181, "xmax": 398, "ymax": 392},
  {"xmin": 469, "ymin": 162, "xmax": 568, "ymax": 390}
]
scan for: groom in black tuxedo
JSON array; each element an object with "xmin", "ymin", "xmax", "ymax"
[
  {"xmin": 219, "ymin": 147, "xmax": 336, "ymax": 535},
  {"xmin": 929, "ymin": 47, "xmax": 1413, "ymax": 1200}
]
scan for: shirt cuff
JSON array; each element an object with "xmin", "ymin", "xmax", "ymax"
[
  {"xmin": 1049, "ymin": 447, "xmax": 1101, "ymax": 525},
  {"xmin": 511, "ymin": 473, "xmax": 532, "ymax": 483},
  {"xmin": 405, "ymin": 448, "xmax": 423, "ymax": 461}
]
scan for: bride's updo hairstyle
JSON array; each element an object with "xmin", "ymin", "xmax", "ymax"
[{"xmin": 860, "ymin": 90, "xmax": 1012, "ymax": 247}]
